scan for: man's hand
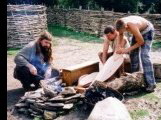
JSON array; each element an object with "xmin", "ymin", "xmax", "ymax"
[
  {"xmin": 116, "ymin": 48, "xmax": 129, "ymax": 54},
  {"xmin": 27, "ymin": 64, "xmax": 37, "ymax": 75},
  {"xmin": 29, "ymin": 65, "xmax": 37, "ymax": 75}
]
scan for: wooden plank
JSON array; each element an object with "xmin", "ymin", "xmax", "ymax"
[
  {"xmin": 95, "ymin": 54, "xmax": 124, "ymax": 82},
  {"xmin": 62, "ymin": 61, "xmax": 99, "ymax": 86},
  {"xmin": 78, "ymin": 72, "xmax": 98, "ymax": 87}
]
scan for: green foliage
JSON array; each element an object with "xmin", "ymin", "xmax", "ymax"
[
  {"xmin": 130, "ymin": 109, "xmax": 149, "ymax": 120},
  {"xmin": 56, "ymin": 0, "xmax": 160, "ymax": 13},
  {"xmin": 58, "ymin": 0, "xmax": 98, "ymax": 9},
  {"xmin": 154, "ymin": 0, "xmax": 161, "ymax": 14},
  {"xmin": 8, "ymin": 0, "xmax": 160, "ymax": 13},
  {"xmin": 139, "ymin": 0, "xmax": 158, "ymax": 13},
  {"xmin": 94, "ymin": 0, "xmax": 140, "ymax": 13},
  {"xmin": 48, "ymin": 24, "xmax": 102, "ymax": 43}
]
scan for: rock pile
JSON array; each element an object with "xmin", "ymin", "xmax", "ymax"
[{"xmin": 14, "ymin": 78, "xmax": 84, "ymax": 119}]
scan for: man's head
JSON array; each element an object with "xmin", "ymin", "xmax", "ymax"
[
  {"xmin": 115, "ymin": 19, "xmax": 126, "ymax": 34},
  {"xmin": 36, "ymin": 31, "xmax": 53, "ymax": 63},
  {"xmin": 38, "ymin": 31, "xmax": 53, "ymax": 49},
  {"xmin": 104, "ymin": 25, "xmax": 117, "ymax": 41}
]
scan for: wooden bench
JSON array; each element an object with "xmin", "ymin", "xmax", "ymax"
[{"xmin": 62, "ymin": 61, "xmax": 99, "ymax": 86}]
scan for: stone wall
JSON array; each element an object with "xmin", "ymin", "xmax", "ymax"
[
  {"xmin": 7, "ymin": 5, "xmax": 47, "ymax": 48},
  {"xmin": 47, "ymin": 8, "xmax": 161, "ymax": 40}
]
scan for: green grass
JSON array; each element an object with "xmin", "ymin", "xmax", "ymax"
[
  {"xmin": 7, "ymin": 48, "xmax": 20, "ymax": 56},
  {"xmin": 141, "ymin": 93, "xmax": 160, "ymax": 101},
  {"xmin": 33, "ymin": 116, "xmax": 43, "ymax": 120},
  {"xmin": 158, "ymin": 115, "xmax": 161, "ymax": 120},
  {"xmin": 126, "ymin": 91, "xmax": 159, "ymax": 102},
  {"xmin": 130, "ymin": 109, "xmax": 149, "ymax": 120},
  {"xmin": 48, "ymin": 24, "xmax": 102, "ymax": 43},
  {"xmin": 7, "ymin": 25, "xmax": 160, "ymax": 56},
  {"xmin": 152, "ymin": 40, "xmax": 161, "ymax": 49}
]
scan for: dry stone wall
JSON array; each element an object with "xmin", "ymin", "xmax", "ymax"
[
  {"xmin": 7, "ymin": 5, "xmax": 47, "ymax": 48},
  {"xmin": 47, "ymin": 8, "xmax": 161, "ymax": 40}
]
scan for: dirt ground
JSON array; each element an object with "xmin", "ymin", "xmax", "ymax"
[{"xmin": 7, "ymin": 37, "xmax": 161, "ymax": 120}]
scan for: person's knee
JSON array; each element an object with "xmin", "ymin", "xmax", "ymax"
[
  {"xmin": 98, "ymin": 52, "xmax": 102, "ymax": 57},
  {"xmin": 14, "ymin": 66, "xmax": 31, "ymax": 80},
  {"xmin": 15, "ymin": 66, "xmax": 30, "ymax": 73}
]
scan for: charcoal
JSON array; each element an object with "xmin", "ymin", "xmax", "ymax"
[{"xmin": 84, "ymin": 83, "xmax": 124, "ymax": 107}]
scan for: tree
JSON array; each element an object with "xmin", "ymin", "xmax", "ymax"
[
  {"xmin": 154, "ymin": 0, "xmax": 161, "ymax": 14},
  {"xmin": 139, "ymin": 0, "xmax": 158, "ymax": 13},
  {"xmin": 7, "ymin": 0, "xmax": 58, "ymax": 6}
]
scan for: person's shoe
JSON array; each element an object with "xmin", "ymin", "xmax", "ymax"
[{"xmin": 145, "ymin": 84, "xmax": 156, "ymax": 93}]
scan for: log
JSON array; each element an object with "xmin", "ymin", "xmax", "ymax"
[
  {"xmin": 99, "ymin": 72, "xmax": 145, "ymax": 93},
  {"xmin": 153, "ymin": 62, "xmax": 161, "ymax": 79}
]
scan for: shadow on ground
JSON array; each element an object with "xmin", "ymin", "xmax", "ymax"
[{"xmin": 7, "ymin": 88, "xmax": 25, "ymax": 109}]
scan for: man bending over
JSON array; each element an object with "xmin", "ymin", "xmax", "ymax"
[{"xmin": 115, "ymin": 15, "xmax": 156, "ymax": 92}]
